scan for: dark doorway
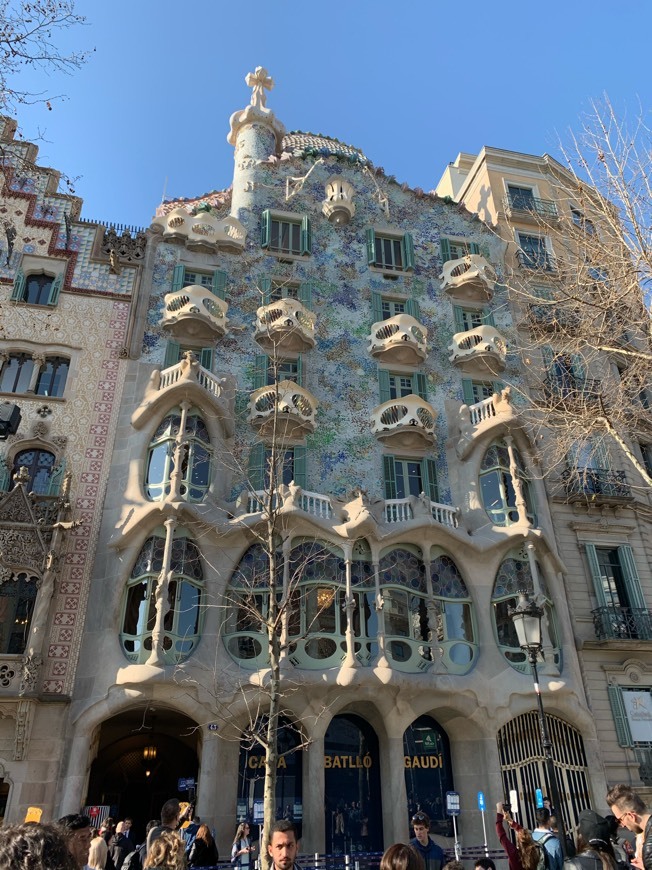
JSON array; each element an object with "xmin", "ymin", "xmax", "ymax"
[
  {"xmin": 324, "ymin": 714, "xmax": 383, "ymax": 854},
  {"xmin": 86, "ymin": 707, "xmax": 199, "ymax": 843},
  {"xmin": 403, "ymin": 716, "xmax": 453, "ymax": 836}
]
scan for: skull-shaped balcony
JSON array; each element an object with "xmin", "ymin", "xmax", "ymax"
[
  {"xmin": 368, "ymin": 314, "xmax": 427, "ymax": 366},
  {"xmin": 441, "ymin": 255, "xmax": 496, "ymax": 303},
  {"xmin": 249, "ymin": 380, "xmax": 318, "ymax": 439},
  {"xmin": 161, "ymin": 284, "xmax": 229, "ymax": 342},
  {"xmin": 322, "ymin": 177, "xmax": 356, "ymax": 225},
  {"xmin": 371, "ymin": 395, "xmax": 437, "ymax": 449},
  {"xmin": 254, "ymin": 299, "xmax": 316, "ymax": 353},
  {"xmin": 151, "ymin": 207, "xmax": 246, "ymax": 253},
  {"xmin": 448, "ymin": 325, "xmax": 507, "ymax": 375}
]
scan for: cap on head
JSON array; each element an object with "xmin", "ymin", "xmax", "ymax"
[{"xmin": 578, "ymin": 809, "xmax": 611, "ymax": 845}]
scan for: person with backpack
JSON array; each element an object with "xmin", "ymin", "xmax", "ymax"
[
  {"xmin": 533, "ymin": 809, "xmax": 563, "ymax": 870},
  {"xmin": 563, "ymin": 810, "xmax": 623, "ymax": 870}
]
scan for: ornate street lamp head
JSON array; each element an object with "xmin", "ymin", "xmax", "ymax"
[{"xmin": 509, "ymin": 591, "xmax": 544, "ymax": 653}]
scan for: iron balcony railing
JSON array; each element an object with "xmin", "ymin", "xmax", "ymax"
[
  {"xmin": 592, "ymin": 605, "xmax": 652, "ymax": 641},
  {"xmin": 634, "ymin": 745, "xmax": 652, "ymax": 786},
  {"xmin": 504, "ymin": 193, "xmax": 559, "ymax": 219},
  {"xmin": 564, "ymin": 468, "xmax": 631, "ymax": 499},
  {"xmin": 542, "ymin": 375, "xmax": 602, "ymax": 404},
  {"xmin": 528, "ymin": 304, "xmax": 580, "ymax": 330},
  {"xmin": 517, "ymin": 249, "xmax": 557, "ymax": 272}
]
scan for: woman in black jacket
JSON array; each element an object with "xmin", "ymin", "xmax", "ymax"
[{"xmin": 188, "ymin": 825, "xmax": 219, "ymax": 868}]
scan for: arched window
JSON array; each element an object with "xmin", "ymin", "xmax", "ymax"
[
  {"xmin": 480, "ymin": 440, "xmax": 535, "ymax": 526},
  {"xmin": 35, "ymin": 357, "xmax": 69, "ymax": 397},
  {"xmin": 0, "ymin": 354, "xmax": 69, "ymax": 397},
  {"xmin": 492, "ymin": 549, "xmax": 561, "ymax": 673},
  {"xmin": 11, "ymin": 449, "xmax": 56, "ymax": 494},
  {"xmin": 120, "ymin": 531, "xmax": 204, "ymax": 664},
  {"xmin": 145, "ymin": 409, "xmax": 211, "ymax": 502},
  {"xmin": 430, "ymin": 552, "xmax": 477, "ymax": 673},
  {"xmin": 0, "ymin": 573, "xmax": 38, "ymax": 654},
  {"xmin": 0, "ymin": 354, "xmax": 34, "ymax": 393},
  {"xmin": 379, "ymin": 547, "xmax": 431, "ymax": 671}
]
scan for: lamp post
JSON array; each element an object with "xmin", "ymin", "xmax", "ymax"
[{"xmin": 509, "ymin": 591, "xmax": 566, "ymax": 858}]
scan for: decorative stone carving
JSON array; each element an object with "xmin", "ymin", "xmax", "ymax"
[
  {"xmin": 0, "ymin": 664, "xmax": 16, "ymax": 688},
  {"xmin": 246, "ymin": 66, "xmax": 273, "ymax": 109},
  {"xmin": 36, "ymin": 405, "xmax": 52, "ymax": 418},
  {"xmin": 322, "ymin": 177, "xmax": 356, "ymax": 225},
  {"xmin": 19, "ymin": 655, "xmax": 42, "ymax": 697},
  {"xmin": 150, "ymin": 208, "xmax": 246, "ymax": 253},
  {"xmin": 14, "ymin": 698, "xmax": 34, "ymax": 760},
  {"xmin": 228, "ymin": 66, "xmax": 286, "ymax": 150},
  {"xmin": 52, "ymin": 435, "xmax": 68, "ymax": 448},
  {"xmin": 0, "ymin": 566, "xmax": 12, "ymax": 585},
  {"xmin": 101, "ymin": 226, "xmax": 147, "ymax": 263},
  {"xmin": 0, "ymin": 530, "xmax": 45, "ymax": 573},
  {"xmin": 30, "ymin": 421, "xmax": 49, "ymax": 439}
]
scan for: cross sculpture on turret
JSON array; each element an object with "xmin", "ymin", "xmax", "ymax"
[{"xmin": 246, "ymin": 66, "xmax": 274, "ymax": 109}]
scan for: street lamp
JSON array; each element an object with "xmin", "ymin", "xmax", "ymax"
[{"xmin": 509, "ymin": 591, "xmax": 566, "ymax": 858}]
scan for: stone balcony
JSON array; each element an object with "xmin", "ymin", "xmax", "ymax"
[
  {"xmin": 254, "ymin": 298, "xmax": 316, "ymax": 353},
  {"xmin": 368, "ymin": 314, "xmax": 427, "ymax": 366},
  {"xmin": 132, "ymin": 352, "xmax": 235, "ymax": 433},
  {"xmin": 448, "ymin": 325, "xmax": 507, "ymax": 374},
  {"xmin": 151, "ymin": 206, "xmax": 246, "ymax": 253},
  {"xmin": 453, "ymin": 388, "xmax": 517, "ymax": 459},
  {"xmin": 160, "ymin": 284, "xmax": 229, "ymax": 342},
  {"xmin": 248, "ymin": 380, "xmax": 317, "ymax": 438},
  {"xmin": 440, "ymin": 255, "xmax": 496, "ymax": 303},
  {"xmin": 370, "ymin": 395, "xmax": 436, "ymax": 449}
]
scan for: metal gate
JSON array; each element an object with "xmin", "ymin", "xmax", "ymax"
[{"xmin": 497, "ymin": 711, "xmax": 590, "ymax": 831}]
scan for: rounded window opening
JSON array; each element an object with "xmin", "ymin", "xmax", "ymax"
[
  {"xmin": 480, "ymin": 439, "xmax": 535, "ymax": 526},
  {"xmin": 145, "ymin": 409, "xmax": 212, "ymax": 502}
]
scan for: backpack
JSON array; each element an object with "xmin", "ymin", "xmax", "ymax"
[
  {"xmin": 121, "ymin": 844, "xmax": 144, "ymax": 870},
  {"xmin": 534, "ymin": 833, "xmax": 554, "ymax": 870}
]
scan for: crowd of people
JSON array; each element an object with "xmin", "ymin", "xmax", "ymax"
[{"xmin": 0, "ymin": 782, "xmax": 650, "ymax": 870}]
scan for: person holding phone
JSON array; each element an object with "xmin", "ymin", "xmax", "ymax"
[{"xmin": 232, "ymin": 823, "xmax": 255, "ymax": 868}]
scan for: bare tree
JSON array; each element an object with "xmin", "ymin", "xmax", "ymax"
[
  {"xmin": 501, "ymin": 97, "xmax": 652, "ymax": 494},
  {"xmin": 0, "ymin": 0, "xmax": 89, "ymax": 114}
]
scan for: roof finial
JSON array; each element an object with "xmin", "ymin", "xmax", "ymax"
[{"xmin": 245, "ymin": 66, "xmax": 273, "ymax": 110}]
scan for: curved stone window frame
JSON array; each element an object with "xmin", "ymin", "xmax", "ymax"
[
  {"xmin": 119, "ymin": 530, "xmax": 205, "ymax": 664},
  {"xmin": 491, "ymin": 550, "xmax": 561, "ymax": 674},
  {"xmin": 144, "ymin": 408, "xmax": 212, "ymax": 502},
  {"xmin": 429, "ymin": 549, "xmax": 478, "ymax": 674},
  {"xmin": 0, "ymin": 572, "xmax": 38, "ymax": 655},
  {"xmin": 379, "ymin": 545, "xmax": 432, "ymax": 672},
  {"xmin": 11, "ymin": 448, "xmax": 56, "ymax": 494},
  {"xmin": 479, "ymin": 440, "xmax": 536, "ymax": 526}
]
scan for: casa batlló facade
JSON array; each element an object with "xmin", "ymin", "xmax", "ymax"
[{"xmin": 0, "ymin": 69, "xmax": 648, "ymax": 852}]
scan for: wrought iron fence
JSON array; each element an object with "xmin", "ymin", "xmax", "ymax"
[
  {"xmin": 504, "ymin": 193, "xmax": 558, "ymax": 218},
  {"xmin": 592, "ymin": 605, "xmax": 652, "ymax": 641},
  {"xmin": 564, "ymin": 468, "xmax": 631, "ymax": 499}
]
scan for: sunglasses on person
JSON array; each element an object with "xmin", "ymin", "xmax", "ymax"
[{"xmin": 412, "ymin": 814, "xmax": 428, "ymax": 824}]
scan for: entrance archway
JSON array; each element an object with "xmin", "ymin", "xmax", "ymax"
[
  {"xmin": 86, "ymin": 707, "xmax": 199, "ymax": 842},
  {"xmin": 324, "ymin": 714, "xmax": 383, "ymax": 854},
  {"xmin": 403, "ymin": 715, "xmax": 453, "ymax": 836}
]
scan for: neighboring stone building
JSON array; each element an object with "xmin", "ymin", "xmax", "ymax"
[
  {"xmin": 52, "ymin": 70, "xmax": 607, "ymax": 854},
  {"xmin": 436, "ymin": 148, "xmax": 652, "ymax": 801},
  {"xmin": 0, "ymin": 116, "xmax": 146, "ymax": 822}
]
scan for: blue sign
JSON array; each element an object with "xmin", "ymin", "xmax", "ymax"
[
  {"xmin": 178, "ymin": 777, "xmax": 195, "ymax": 791},
  {"xmin": 446, "ymin": 791, "xmax": 461, "ymax": 816},
  {"xmin": 477, "ymin": 791, "xmax": 486, "ymax": 811},
  {"xmin": 535, "ymin": 788, "xmax": 544, "ymax": 809},
  {"xmin": 208, "ymin": 723, "xmax": 219, "ymax": 732}
]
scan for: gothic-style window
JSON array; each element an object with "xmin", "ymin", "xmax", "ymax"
[
  {"xmin": 492, "ymin": 550, "xmax": 561, "ymax": 673},
  {"xmin": 0, "ymin": 573, "xmax": 38, "ymax": 654},
  {"xmin": 430, "ymin": 553, "xmax": 476, "ymax": 673},
  {"xmin": 145, "ymin": 409, "xmax": 211, "ymax": 502},
  {"xmin": 11, "ymin": 449, "xmax": 56, "ymax": 494},
  {"xmin": 379, "ymin": 547, "xmax": 430, "ymax": 669},
  {"xmin": 0, "ymin": 354, "xmax": 34, "ymax": 394},
  {"xmin": 480, "ymin": 440, "xmax": 535, "ymax": 526},
  {"xmin": 35, "ymin": 357, "xmax": 69, "ymax": 397},
  {"xmin": 120, "ymin": 532, "xmax": 204, "ymax": 664}
]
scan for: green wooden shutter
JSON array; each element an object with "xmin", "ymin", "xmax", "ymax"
[
  {"xmin": 493, "ymin": 380, "xmax": 504, "ymax": 394},
  {"xmin": 366, "ymin": 229, "xmax": 377, "ymax": 266},
  {"xmin": 414, "ymin": 372, "xmax": 428, "ymax": 401},
  {"xmin": 618, "ymin": 545, "xmax": 646, "ymax": 609},
  {"xmin": 607, "ymin": 684, "xmax": 633, "ymax": 747},
  {"xmin": 261, "ymin": 210, "xmax": 272, "ymax": 248},
  {"xmin": 542, "ymin": 345, "xmax": 554, "ymax": 372},
  {"xmin": 405, "ymin": 298, "xmax": 421, "ymax": 320},
  {"xmin": 211, "ymin": 270, "xmax": 227, "ymax": 300},
  {"xmin": 462, "ymin": 379, "xmax": 475, "ymax": 405},
  {"xmin": 298, "ymin": 282, "xmax": 313, "ymax": 308},
  {"xmin": 480, "ymin": 243, "xmax": 491, "ymax": 261},
  {"xmin": 483, "ymin": 309, "xmax": 496, "ymax": 327},
  {"xmin": 371, "ymin": 291, "xmax": 384, "ymax": 323},
  {"xmin": 300, "ymin": 216, "xmax": 312, "ymax": 255},
  {"xmin": 469, "ymin": 242, "xmax": 480, "ymax": 255},
  {"xmin": 439, "ymin": 238, "xmax": 452, "ymax": 263},
  {"xmin": 383, "ymin": 455, "xmax": 397, "ymax": 499},
  {"xmin": 47, "ymin": 272, "xmax": 63, "ymax": 306},
  {"xmin": 403, "ymin": 232, "xmax": 415, "ymax": 271},
  {"xmin": 259, "ymin": 277, "xmax": 272, "ymax": 306},
  {"xmin": 200, "ymin": 347, "xmax": 214, "ymax": 370},
  {"xmin": 164, "ymin": 340, "xmax": 181, "ymax": 368},
  {"xmin": 10, "ymin": 269, "xmax": 25, "ymax": 302},
  {"xmin": 253, "ymin": 354, "xmax": 268, "ymax": 389},
  {"xmin": 171, "ymin": 264, "xmax": 185, "ymax": 292},
  {"xmin": 296, "ymin": 355, "xmax": 303, "ymax": 387},
  {"xmin": 0, "ymin": 458, "xmax": 10, "ymax": 492},
  {"xmin": 571, "ymin": 354, "xmax": 587, "ymax": 380},
  {"xmin": 378, "ymin": 368, "xmax": 391, "ymax": 403},
  {"xmin": 46, "ymin": 460, "xmax": 66, "ymax": 496},
  {"xmin": 248, "ymin": 443, "xmax": 266, "ymax": 490},
  {"xmin": 423, "ymin": 459, "xmax": 439, "ymax": 503},
  {"xmin": 585, "ymin": 544, "xmax": 608, "ymax": 608},
  {"xmin": 453, "ymin": 306, "xmax": 465, "ymax": 333},
  {"xmin": 293, "ymin": 446, "xmax": 307, "ymax": 489}
]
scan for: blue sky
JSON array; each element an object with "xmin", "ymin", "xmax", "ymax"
[{"xmin": 10, "ymin": 0, "xmax": 652, "ymax": 228}]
